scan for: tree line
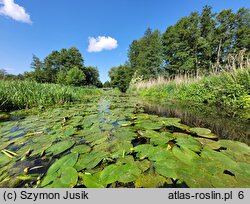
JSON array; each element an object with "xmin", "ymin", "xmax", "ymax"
[
  {"xmin": 109, "ymin": 6, "xmax": 250, "ymax": 92},
  {"xmin": 1, "ymin": 47, "xmax": 102, "ymax": 87}
]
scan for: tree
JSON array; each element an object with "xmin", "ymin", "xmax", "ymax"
[
  {"xmin": 103, "ymin": 81, "xmax": 111, "ymax": 88},
  {"xmin": 65, "ymin": 67, "xmax": 85, "ymax": 86},
  {"xmin": 233, "ymin": 8, "xmax": 250, "ymax": 52},
  {"xmin": 214, "ymin": 9, "xmax": 236, "ymax": 65},
  {"xmin": 31, "ymin": 47, "xmax": 85, "ymax": 84},
  {"xmin": 31, "ymin": 55, "xmax": 45, "ymax": 82},
  {"xmin": 163, "ymin": 13, "xmax": 200, "ymax": 75},
  {"xmin": 109, "ymin": 65, "xmax": 133, "ymax": 92},
  {"xmin": 197, "ymin": 5, "xmax": 216, "ymax": 70},
  {"xmin": 0, "ymin": 69, "xmax": 7, "ymax": 79},
  {"xmin": 128, "ymin": 28, "xmax": 164, "ymax": 79},
  {"xmin": 82, "ymin": 66, "xmax": 101, "ymax": 86}
]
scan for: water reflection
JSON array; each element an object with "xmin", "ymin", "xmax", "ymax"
[{"xmin": 140, "ymin": 100, "xmax": 250, "ymax": 145}]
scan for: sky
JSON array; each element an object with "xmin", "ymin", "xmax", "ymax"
[{"xmin": 0, "ymin": 0, "xmax": 249, "ymax": 82}]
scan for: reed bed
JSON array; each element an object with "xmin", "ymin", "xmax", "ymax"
[{"xmin": 0, "ymin": 80, "xmax": 101, "ymax": 111}]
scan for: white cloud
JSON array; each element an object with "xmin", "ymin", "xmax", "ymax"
[
  {"xmin": 0, "ymin": 0, "xmax": 32, "ymax": 24},
  {"xmin": 88, "ymin": 36, "xmax": 118, "ymax": 52}
]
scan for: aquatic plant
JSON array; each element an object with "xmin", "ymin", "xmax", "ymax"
[
  {"xmin": 0, "ymin": 80, "xmax": 102, "ymax": 111},
  {"xmin": 0, "ymin": 95, "xmax": 249, "ymax": 188}
]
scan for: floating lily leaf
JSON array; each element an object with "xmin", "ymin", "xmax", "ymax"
[
  {"xmin": 172, "ymin": 146, "xmax": 200, "ymax": 166},
  {"xmin": 176, "ymin": 167, "xmax": 214, "ymax": 188},
  {"xmin": 90, "ymin": 136, "xmax": 109, "ymax": 146},
  {"xmin": 71, "ymin": 144, "xmax": 91, "ymax": 154},
  {"xmin": 234, "ymin": 173, "xmax": 250, "ymax": 187},
  {"xmin": 173, "ymin": 132, "xmax": 191, "ymax": 138},
  {"xmin": 196, "ymin": 138, "xmax": 221, "ymax": 149},
  {"xmin": 209, "ymin": 172, "xmax": 239, "ymax": 188},
  {"xmin": 80, "ymin": 173, "xmax": 105, "ymax": 188},
  {"xmin": 135, "ymin": 160, "xmax": 151, "ymax": 172},
  {"xmin": 200, "ymin": 147, "xmax": 241, "ymax": 174},
  {"xmin": 176, "ymin": 137, "xmax": 202, "ymax": 152},
  {"xmin": 162, "ymin": 118, "xmax": 190, "ymax": 131},
  {"xmin": 162, "ymin": 118, "xmax": 181, "ymax": 124},
  {"xmin": 151, "ymin": 132, "xmax": 174, "ymax": 146},
  {"xmin": 154, "ymin": 158, "xmax": 181, "ymax": 178},
  {"xmin": 117, "ymin": 155, "xmax": 135, "ymax": 165},
  {"xmin": 62, "ymin": 126, "xmax": 77, "ymax": 137},
  {"xmin": 45, "ymin": 140, "xmax": 75, "ymax": 156},
  {"xmin": 118, "ymin": 164, "xmax": 141, "ymax": 183},
  {"xmin": 47, "ymin": 153, "xmax": 79, "ymax": 175},
  {"xmin": 134, "ymin": 144, "xmax": 173, "ymax": 161},
  {"xmin": 118, "ymin": 121, "xmax": 132, "ymax": 127},
  {"xmin": 41, "ymin": 153, "xmax": 79, "ymax": 188},
  {"xmin": 99, "ymin": 163, "xmax": 141, "ymax": 184},
  {"xmin": 217, "ymin": 140, "xmax": 250, "ymax": 154},
  {"xmin": 60, "ymin": 167, "xmax": 78, "ymax": 187},
  {"xmin": 135, "ymin": 121, "xmax": 163, "ymax": 130},
  {"xmin": 110, "ymin": 140, "xmax": 133, "ymax": 158},
  {"xmin": 113, "ymin": 128, "xmax": 137, "ymax": 141},
  {"xmin": 139, "ymin": 130, "xmax": 160, "ymax": 138},
  {"xmin": 190, "ymin": 127, "xmax": 218, "ymax": 139},
  {"xmin": 74, "ymin": 151, "xmax": 109, "ymax": 171},
  {"xmin": 135, "ymin": 173, "xmax": 171, "ymax": 188}
]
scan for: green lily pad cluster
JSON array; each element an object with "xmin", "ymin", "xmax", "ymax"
[{"xmin": 0, "ymin": 94, "xmax": 250, "ymax": 188}]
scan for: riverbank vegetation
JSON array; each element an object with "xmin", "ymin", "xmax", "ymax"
[
  {"xmin": 109, "ymin": 6, "xmax": 249, "ymax": 92},
  {"xmin": 0, "ymin": 80, "xmax": 101, "ymax": 111},
  {"xmin": 108, "ymin": 6, "xmax": 250, "ymax": 118},
  {"xmin": 129, "ymin": 67, "xmax": 250, "ymax": 119}
]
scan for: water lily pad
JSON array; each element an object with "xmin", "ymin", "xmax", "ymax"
[
  {"xmin": 150, "ymin": 132, "xmax": 175, "ymax": 146},
  {"xmin": 172, "ymin": 146, "xmax": 200, "ymax": 166},
  {"xmin": 99, "ymin": 163, "xmax": 141, "ymax": 184},
  {"xmin": 134, "ymin": 144, "xmax": 173, "ymax": 161},
  {"xmin": 176, "ymin": 137, "xmax": 202, "ymax": 152},
  {"xmin": 200, "ymin": 147, "xmax": 241, "ymax": 174},
  {"xmin": 45, "ymin": 140, "xmax": 75, "ymax": 156},
  {"xmin": 196, "ymin": 138, "xmax": 221, "ymax": 149},
  {"xmin": 135, "ymin": 173, "xmax": 171, "ymax": 188},
  {"xmin": 154, "ymin": 158, "xmax": 181, "ymax": 178},
  {"xmin": 71, "ymin": 144, "xmax": 91, "ymax": 154},
  {"xmin": 173, "ymin": 132, "xmax": 192, "ymax": 138},
  {"xmin": 47, "ymin": 153, "xmax": 79, "ymax": 175},
  {"xmin": 190, "ymin": 127, "xmax": 218, "ymax": 139},
  {"xmin": 74, "ymin": 151, "xmax": 109, "ymax": 171},
  {"xmin": 60, "ymin": 167, "xmax": 78, "ymax": 187},
  {"xmin": 135, "ymin": 121, "xmax": 163, "ymax": 130},
  {"xmin": 80, "ymin": 173, "xmax": 105, "ymax": 188},
  {"xmin": 62, "ymin": 126, "xmax": 77, "ymax": 137},
  {"xmin": 41, "ymin": 153, "xmax": 79, "ymax": 188},
  {"xmin": 162, "ymin": 118, "xmax": 190, "ymax": 131},
  {"xmin": 217, "ymin": 140, "xmax": 250, "ymax": 154},
  {"xmin": 113, "ymin": 128, "xmax": 137, "ymax": 141},
  {"xmin": 118, "ymin": 121, "xmax": 132, "ymax": 127},
  {"xmin": 139, "ymin": 130, "xmax": 160, "ymax": 138}
]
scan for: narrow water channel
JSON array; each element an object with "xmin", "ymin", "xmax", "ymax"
[
  {"xmin": 139, "ymin": 99, "xmax": 250, "ymax": 145},
  {"xmin": 0, "ymin": 94, "xmax": 250, "ymax": 188}
]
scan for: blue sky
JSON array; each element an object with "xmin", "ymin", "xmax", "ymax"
[{"xmin": 0, "ymin": 0, "xmax": 249, "ymax": 82}]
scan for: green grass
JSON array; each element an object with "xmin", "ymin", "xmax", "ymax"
[
  {"xmin": 130, "ymin": 68, "xmax": 250, "ymax": 118},
  {"xmin": 0, "ymin": 80, "xmax": 102, "ymax": 111}
]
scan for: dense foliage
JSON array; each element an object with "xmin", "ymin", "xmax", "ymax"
[
  {"xmin": 1, "ymin": 47, "xmax": 102, "ymax": 87},
  {"xmin": 27, "ymin": 47, "xmax": 102, "ymax": 87},
  {"xmin": 108, "ymin": 65, "xmax": 133, "ymax": 92},
  {"xmin": 109, "ymin": 6, "xmax": 250, "ymax": 92},
  {"xmin": 0, "ymin": 80, "xmax": 102, "ymax": 111},
  {"xmin": 131, "ymin": 68, "xmax": 250, "ymax": 119}
]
